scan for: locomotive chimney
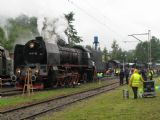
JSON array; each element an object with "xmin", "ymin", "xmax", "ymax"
[{"xmin": 36, "ymin": 36, "xmax": 43, "ymax": 41}]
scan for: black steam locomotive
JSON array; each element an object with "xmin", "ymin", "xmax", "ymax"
[
  {"xmin": 12, "ymin": 37, "xmax": 106, "ymax": 89},
  {"xmin": 0, "ymin": 46, "xmax": 11, "ymax": 81}
]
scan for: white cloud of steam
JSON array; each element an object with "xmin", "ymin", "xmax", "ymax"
[
  {"xmin": 39, "ymin": 16, "xmax": 68, "ymax": 44},
  {"xmin": 0, "ymin": 0, "xmax": 71, "ymax": 46},
  {"xmin": 0, "ymin": 16, "xmax": 10, "ymax": 39}
]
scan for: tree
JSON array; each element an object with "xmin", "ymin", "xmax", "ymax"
[
  {"xmin": 125, "ymin": 50, "xmax": 135, "ymax": 63},
  {"xmin": 111, "ymin": 40, "xmax": 118, "ymax": 59},
  {"xmin": 150, "ymin": 36, "xmax": 160, "ymax": 62},
  {"xmin": 134, "ymin": 36, "xmax": 160, "ymax": 63},
  {"xmin": 110, "ymin": 40, "xmax": 123, "ymax": 60},
  {"xmin": 29, "ymin": 17, "xmax": 39, "ymax": 36},
  {"xmin": 0, "ymin": 27, "xmax": 7, "ymax": 47},
  {"xmin": 1, "ymin": 15, "xmax": 39, "ymax": 51},
  {"xmin": 135, "ymin": 41, "xmax": 148, "ymax": 63},
  {"xmin": 102, "ymin": 47, "xmax": 108, "ymax": 62},
  {"xmin": 65, "ymin": 12, "xmax": 83, "ymax": 46}
]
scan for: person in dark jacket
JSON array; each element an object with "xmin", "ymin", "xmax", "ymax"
[
  {"xmin": 119, "ymin": 69, "xmax": 125, "ymax": 85},
  {"xmin": 140, "ymin": 68, "xmax": 147, "ymax": 81},
  {"xmin": 125, "ymin": 68, "xmax": 129, "ymax": 84}
]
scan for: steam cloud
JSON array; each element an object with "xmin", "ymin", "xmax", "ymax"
[
  {"xmin": 37, "ymin": 16, "xmax": 69, "ymax": 44},
  {"xmin": 0, "ymin": 16, "xmax": 9, "ymax": 39}
]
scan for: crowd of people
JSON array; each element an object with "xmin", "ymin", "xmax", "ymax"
[
  {"xmin": 99, "ymin": 67, "xmax": 158, "ymax": 99},
  {"xmin": 118, "ymin": 67, "xmax": 155, "ymax": 85},
  {"xmin": 105, "ymin": 67, "xmax": 158, "ymax": 99},
  {"xmin": 118, "ymin": 67, "xmax": 156, "ymax": 99}
]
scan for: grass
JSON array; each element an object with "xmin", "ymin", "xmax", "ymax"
[
  {"xmin": 38, "ymin": 77, "xmax": 160, "ymax": 120},
  {"xmin": 0, "ymin": 78, "xmax": 116, "ymax": 110}
]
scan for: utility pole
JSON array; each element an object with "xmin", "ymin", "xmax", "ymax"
[
  {"xmin": 128, "ymin": 30, "xmax": 151, "ymax": 68},
  {"xmin": 148, "ymin": 30, "xmax": 151, "ymax": 66}
]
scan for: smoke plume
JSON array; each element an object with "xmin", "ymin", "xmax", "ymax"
[
  {"xmin": 0, "ymin": 16, "xmax": 9, "ymax": 39},
  {"xmin": 37, "ymin": 16, "xmax": 68, "ymax": 44}
]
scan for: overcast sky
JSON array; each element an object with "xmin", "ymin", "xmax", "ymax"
[{"xmin": 0, "ymin": 0, "xmax": 160, "ymax": 51}]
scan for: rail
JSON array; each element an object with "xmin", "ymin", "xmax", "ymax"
[{"xmin": 0, "ymin": 81, "xmax": 120, "ymax": 120}]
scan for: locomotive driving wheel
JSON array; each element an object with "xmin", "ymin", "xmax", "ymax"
[
  {"xmin": 56, "ymin": 73, "xmax": 66, "ymax": 87},
  {"xmin": 70, "ymin": 72, "xmax": 80, "ymax": 87}
]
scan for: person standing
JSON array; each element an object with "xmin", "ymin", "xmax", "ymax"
[
  {"xmin": 119, "ymin": 69, "xmax": 124, "ymax": 85},
  {"xmin": 140, "ymin": 68, "xmax": 147, "ymax": 81},
  {"xmin": 148, "ymin": 69, "xmax": 153, "ymax": 80},
  {"xmin": 129, "ymin": 69, "xmax": 144, "ymax": 99},
  {"xmin": 125, "ymin": 68, "xmax": 129, "ymax": 84}
]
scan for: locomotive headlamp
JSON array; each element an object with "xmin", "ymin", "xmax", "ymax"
[
  {"xmin": 16, "ymin": 68, "xmax": 21, "ymax": 74},
  {"xmin": 29, "ymin": 43, "xmax": 35, "ymax": 48},
  {"xmin": 35, "ymin": 69, "xmax": 39, "ymax": 74}
]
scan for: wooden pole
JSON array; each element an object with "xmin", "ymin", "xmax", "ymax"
[{"xmin": 22, "ymin": 68, "xmax": 33, "ymax": 96}]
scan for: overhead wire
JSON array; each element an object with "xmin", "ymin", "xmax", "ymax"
[
  {"xmin": 69, "ymin": 1, "xmax": 115, "ymax": 32},
  {"xmin": 84, "ymin": 0, "xmax": 131, "ymax": 50},
  {"xmin": 68, "ymin": 0, "xmax": 127, "ymax": 42}
]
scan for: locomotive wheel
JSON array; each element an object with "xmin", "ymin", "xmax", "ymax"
[
  {"xmin": 69, "ymin": 73, "xmax": 79, "ymax": 87},
  {"xmin": 72, "ymin": 73, "xmax": 79, "ymax": 87},
  {"xmin": 60, "ymin": 77, "xmax": 65, "ymax": 87},
  {"xmin": 64, "ymin": 73, "xmax": 72, "ymax": 87}
]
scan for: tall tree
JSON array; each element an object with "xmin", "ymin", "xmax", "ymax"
[
  {"xmin": 65, "ymin": 12, "xmax": 82, "ymax": 46},
  {"xmin": 150, "ymin": 36, "xmax": 160, "ymax": 62},
  {"xmin": 0, "ymin": 27, "xmax": 7, "ymax": 47},
  {"xmin": 102, "ymin": 47, "xmax": 108, "ymax": 62},
  {"xmin": 2, "ymin": 15, "xmax": 39, "ymax": 51},
  {"xmin": 135, "ymin": 41, "xmax": 148, "ymax": 63},
  {"xmin": 125, "ymin": 50, "xmax": 135, "ymax": 63},
  {"xmin": 135, "ymin": 36, "xmax": 160, "ymax": 63},
  {"xmin": 110, "ymin": 40, "xmax": 123, "ymax": 60}
]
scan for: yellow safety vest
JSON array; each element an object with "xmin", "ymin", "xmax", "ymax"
[
  {"xmin": 97, "ymin": 73, "xmax": 99, "ymax": 77},
  {"xmin": 148, "ymin": 72, "xmax": 151, "ymax": 77},
  {"xmin": 130, "ymin": 73, "xmax": 142, "ymax": 87},
  {"xmin": 151, "ymin": 70, "xmax": 154, "ymax": 75}
]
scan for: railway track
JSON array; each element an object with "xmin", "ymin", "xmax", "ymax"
[
  {"xmin": 0, "ymin": 76, "xmax": 118, "ymax": 97},
  {"xmin": 0, "ymin": 90, "xmax": 22, "ymax": 97},
  {"xmin": 0, "ymin": 81, "xmax": 120, "ymax": 120}
]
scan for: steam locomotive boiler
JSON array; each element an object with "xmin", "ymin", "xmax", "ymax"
[
  {"xmin": 0, "ymin": 46, "xmax": 11, "ymax": 81},
  {"xmin": 12, "ymin": 37, "xmax": 95, "ymax": 89}
]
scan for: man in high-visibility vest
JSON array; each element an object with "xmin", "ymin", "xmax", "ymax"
[
  {"xmin": 129, "ymin": 69, "xmax": 144, "ymax": 99},
  {"xmin": 148, "ymin": 69, "xmax": 153, "ymax": 80}
]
